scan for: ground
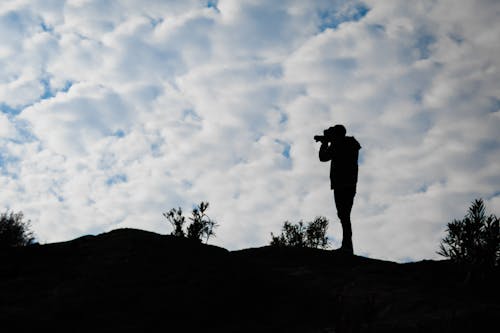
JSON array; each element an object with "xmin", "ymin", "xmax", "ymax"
[{"xmin": 1, "ymin": 228, "xmax": 498, "ymax": 332}]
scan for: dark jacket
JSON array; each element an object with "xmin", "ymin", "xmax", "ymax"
[{"xmin": 319, "ymin": 136, "xmax": 361, "ymax": 189}]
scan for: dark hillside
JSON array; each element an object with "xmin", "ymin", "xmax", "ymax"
[{"xmin": 1, "ymin": 228, "xmax": 498, "ymax": 332}]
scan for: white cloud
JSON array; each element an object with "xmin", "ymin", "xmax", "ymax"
[{"xmin": 0, "ymin": 0, "xmax": 499, "ymax": 262}]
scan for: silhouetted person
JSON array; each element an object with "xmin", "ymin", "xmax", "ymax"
[{"xmin": 316, "ymin": 124, "xmax": 361, "ymax": 254}]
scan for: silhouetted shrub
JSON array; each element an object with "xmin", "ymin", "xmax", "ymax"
[
  {"xmin": 305, "ymin": 216, "xmax": 330, "ymax": 249},
  {"xmin": 186, "ymin": 202, "xmax": 217, "ymax": 242},
  {"xmin": 163, "ymin": 201, "xmax": 217, "ymax": 243},
  {"xmin": 163, "ymin": 207, "xmax": 186, "ymax": 237},
  {"xmin": 270, "ymin": 217, "xmax": 330, "ymax": 249},
  {"xmin": 438, "ymin": 199, "xmax": 499, "ymax": 266},
  {"xmin": 271, "ymin": 221, "xmax": 307, "ymax": 247},
  {"xmin": 0, "ymin": 211, "xmax": 35, "ymax": 248}
]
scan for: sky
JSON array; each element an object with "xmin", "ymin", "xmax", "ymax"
[{"xmin": 0, "ymin": 0, "xmax": 499, "ymax": 262}]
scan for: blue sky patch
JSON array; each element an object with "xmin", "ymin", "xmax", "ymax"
[
  {"xmin": 207, "ymin": 0, "xmax": 219, "ymax": 12},
  {"xmin": 417, "ymin": 184, "xmax": 429, "ymax": 193},
  {"xmin": 150, "ymin": 141, "xmax": 164, "ymax": 157},
  {"xmin": 488, "ymin": 191, "xmax": 500, "ymax": 200},
  {"xmin": 148, "ymin": 16, "xmax": 164, "ymax": 28},
  {"xmin": 3, "ymin": 11, "xmax": 23, "ymax": 30},
  {"xmin": 113, "ymin": 129, "xmax": 126, "ymax": 138},
  {"xmin": 60, "ymin": 81, "xmax": 73, "ymax": 93},
  {"xmin": 415, "ymin": 33, "xmax": 436, "ymax": 60},
  {"xmin": 40, "ymin": 21, "xmax": 53, "ymax": 33},
  {"xmin": 318, "ymin": 3, "xmax": 370, "ymax": 32},
  {"xmin": 413, "ymin": 90, "xmax": 424, "ymax": 104},
  {"xmin": 182, "ymin": 109, "xmax": 202, "ymax": 122},
  {"xmin": 489, "ymin": 97, "xmax": 500, "ymax": 113},
  {"xmin": 0, "ymin": 152, "xmax": 20, "ymax": 177},
  {"xmin": 0, "ymin": 103, "xmax": 21, "ymax": 115},
  {"xmin": 40, "ymin": 78, "xmax": 53, "ymax": 100},
  {"xmin": 279, "ymin": 112, "xmax": 288, "ymax": 125},
  {"xmin": 367, "ymin": 23, "xmax": 385, "ymax": 34},
  {"xmin": 0, "ymin": 78, "xmax": 72, "ymax": 115},
  {"xmin": 39, "ymin": 79, "xmax": 73, "ymax": 102},
  {"xmin": 448, "ymin": 32, "xmax": 464, "ymax": 44},
  {"xmin": 182, "ymin": 179, "xmax": 193, "ymax": 189},
  {"xmin": 49, "ymin": 188, "xmax": 64, "ymax": 202},
  {"xmin": 106, "ymin": 174, "xmax": 128, "ymax": 186},
  {"xmin": 282, "ymin": 142, "xmax": 291, "ymax": 159},
  {"xmin": 358, "ymin": 150, "xmax": 365, "ymax": 165},
  {"xmin": 275, "ymin": 139, "xmax": 291, "ymax": 159}
]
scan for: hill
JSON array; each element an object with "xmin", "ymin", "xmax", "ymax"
[{"xmin": 1, "ymin": 228, "xmax": 498, "ymax": 332}]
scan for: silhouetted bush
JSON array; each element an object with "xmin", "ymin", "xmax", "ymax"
[
  {"xmin": 186, "ymin": 202, "xmax": 217, "ymax": 242},
  {"xmin": 270, "ymin": 217, "xmax": 330, "ymax": 249},
  {"xmin": 438, "ymin": 199, "xmax": 499, "ymax": 266},
  {"xmin": 163, "ymin": 207, "xmax": 186, "ymax": 237},
  {"xmin": 271, "ymin": 221, "xmax": 307, "ymax": 247},
  {"xmin": 163, "ymin": 201, "xmax": 217, "ymax": 243},
  {"xmin": 0, "ymin": 211, "xmax": 35, "ymax": 248}
]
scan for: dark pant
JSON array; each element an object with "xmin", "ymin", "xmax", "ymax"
[{"xmin": 334, "ymin": 186, "xmax": 356, "ymax": 250}]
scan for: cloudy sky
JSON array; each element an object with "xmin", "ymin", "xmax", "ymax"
[{"xmin": 0, "ymin": 0, "xmax": 499, "ymax": 262}]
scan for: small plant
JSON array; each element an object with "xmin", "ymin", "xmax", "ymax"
[
  {"xmin": 163, "ymin": 207, "xmax": 186, "ymax": 237},
  {"xmin": 270, "ymin": 216, "xmax": 330, "ymax": 249},
  {"xmin": 186, "ymin": 202, "xmax": 217, "ymax": 243},
  {"xmin": 305, "ymin": 216, "xmax": 329, "ymax": 249},
  {"xmin": 163, "ymin": 201, "xmax": 217, "ymax": 243},
  {"xmin": 438, "ymin": 199, "xmax": 499, "ymax": 266},
  {"xmin": 271, "ymin": 221, "xmax": 307, "ymax": 247},
  {"xmin": 0, "ymin": 211, "xmax": 36, "ymax": 248}
]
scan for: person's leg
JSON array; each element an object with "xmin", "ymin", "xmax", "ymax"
[{"xmin": 334, "ymin": 186, "xmax": 356, "ymax": 252}]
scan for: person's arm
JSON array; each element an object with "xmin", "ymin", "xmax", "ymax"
[{"xmin": 319, "ymin": 142, "xmax": 333, "ymax": 162}]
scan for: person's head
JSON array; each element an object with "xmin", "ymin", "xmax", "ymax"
[
  {"xmin": 323, "ymin": 124, "xmax": 346, "ymax": 141},
  {"xmin": 327, "ymin": 124, "xmax": 346, "ymax": 140}
]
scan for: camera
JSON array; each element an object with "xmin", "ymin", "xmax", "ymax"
[{"xmin": 314, "ymin": 127, "xmax": 335, "ymax": 142}]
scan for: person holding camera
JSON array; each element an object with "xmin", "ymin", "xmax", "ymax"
[{"xmin": 316, "ymin": 124, "xmax": 361, "ymax": 254}]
